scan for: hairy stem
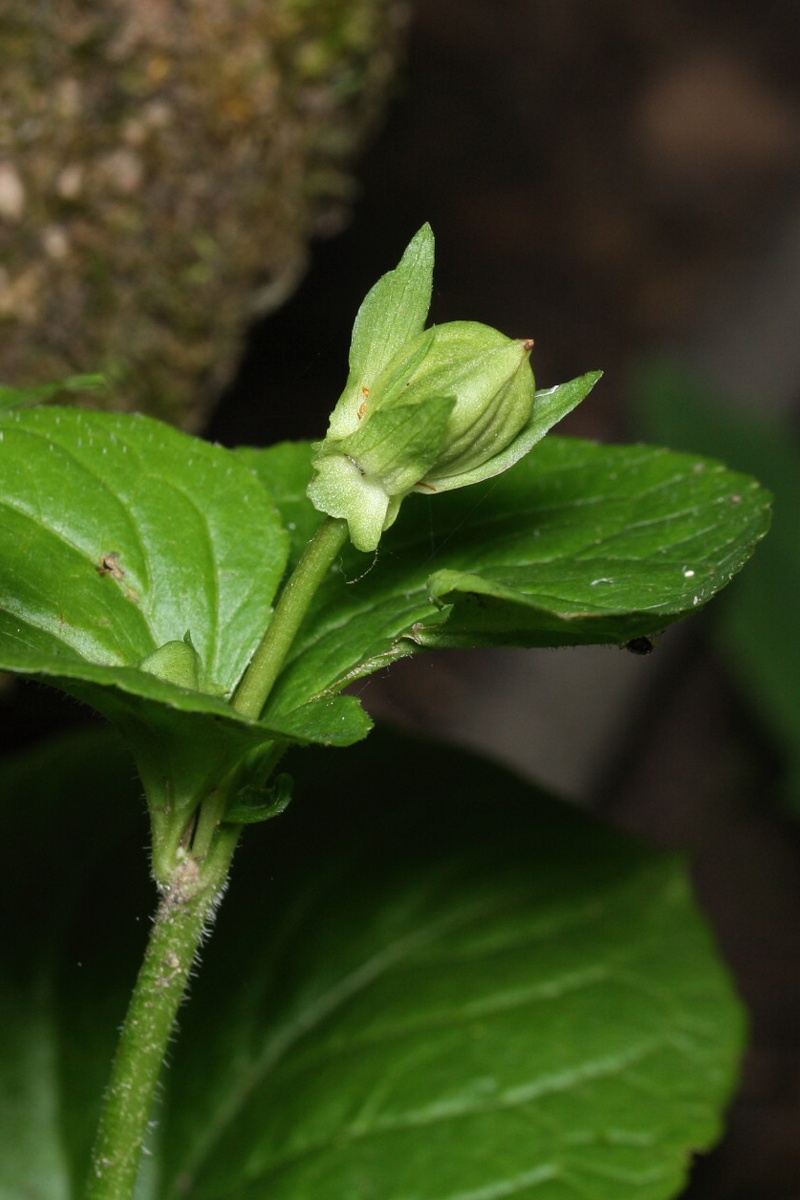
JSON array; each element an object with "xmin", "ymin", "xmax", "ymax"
[
  {"xmin": 86, "ymin": 826, "xmax": 239, "ymax": 1200},
  {"xmin": 88, "ymin": 519, "xmax": 350, "ymax": 1195},
  {"xmin": 233, "ymin": 516, "xmax": 348, "ymax": 720}
]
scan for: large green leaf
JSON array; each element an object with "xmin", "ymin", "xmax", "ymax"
[
  {"xmin": 0, "ymin": 407, "xmax": 770, "ymax": 776},
  {"xmin": 0, "ymin": 406, "xmax": 288, "ymax": 694},
  {"xmin": 0, "ymin": 727, "xmax": 743, "ymax": 1200},
  {"xmin": 0, "ymin": 407, "xmax": 374, "ymax": 834},
  {"xmin": 240, "ymin": 436, "xmax": 770, "ymax": 717},
  {"xmin": 0, "ymin": 406, "xmax": 367, "ymax": 879}
]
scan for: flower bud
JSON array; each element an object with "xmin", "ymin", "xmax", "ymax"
[
  {"xmin": 308, "ymin": 320, "xmax": 536, "ymax": 552},
  {"xmin": 307, "ymin": 224, "xmax": 600, "ymax": 552}
]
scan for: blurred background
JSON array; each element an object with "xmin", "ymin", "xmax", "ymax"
[
  {"xmin": 4, "ymin": 2, "xmax": 800, "ymax": 1195},
  {"xmin": 211, "ymin": 5, "xmax": 800, "ymax": 1196}
]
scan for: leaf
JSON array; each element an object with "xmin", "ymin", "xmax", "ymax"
[
  {"xmin": 0, "ymin": 406, "xmax": 288, "ymax": 696},
  {"xmin": 632, "ymin": 361, "xmax": 800, "ymax": 806},
  {"xmin": 0, "ymin": 410, "xmax": 374, "ymax": 789},
  {"xmin": 0, "ymin": 373, "xmax": 108, "ymax": 412},
  {"xmin": 235, "ymin": 442, "xmax": 322, "ymax": 570},
  {"xmin": 525, "ymin": 372, "xmax": 605, "ymax": 449},
  {"xmin": 239, "ymin": 435, "xmax": 771, "ymax": 717},
  {"xmin": 0, "ymin": 727, "xmax": 744, "ymax": 1199},
  {"xmin": 226, "ymin": 772, "xmax": 294, "ymax": 825},
  {"xmin": 0, "ymin": 730, "xmax": 152, "ymax": 1200},
  {"xmin": 0, "ymin": 408, "xmax": 353, "ymax": 845},
  {"xmin": 428, "ymin": 370, "xmax": 603, "ymax": 494},
  {"xmin": 262, "ymin": 694, "xmax": 373, "ymax": 747}
]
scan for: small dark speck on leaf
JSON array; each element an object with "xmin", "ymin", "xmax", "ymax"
[{"xmin": 98, "ymin": 552, "xmax": 125, "ymax": 580}]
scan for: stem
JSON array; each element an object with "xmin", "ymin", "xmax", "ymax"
[
  {"xmin": 233, "ymin": 516, "xmax": 348, "ymax": 720},
  {"xmin": 88, "ymin": 519, "xmax": 349, "ymax": 1195},
  {"xmin": 85, "ymin": 826, "xmax": 239, "ymax": 1200}
]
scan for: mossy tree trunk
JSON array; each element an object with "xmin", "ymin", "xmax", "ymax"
[{"xmin": 0, "ymin": 0, "xmax": 407, "ymax": 427}]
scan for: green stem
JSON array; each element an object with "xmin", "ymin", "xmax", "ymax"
[
  {"xmin": 87, "ymin": 519, "xmax": 349, "ymax": 1196},
  {"xmin": 85, "ymin": 826, "xmax": 239, "ymax": 1200},
  {"xmin": 233, "ymin": 516, "xmax": 348, "ymax": 720}
]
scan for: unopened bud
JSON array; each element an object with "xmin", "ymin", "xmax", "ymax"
[
  {"xmin": 309, "ymin": 321, "xmax": 535, "ymax": 551},
  {"xmin": 308, "ymin": 225, "xmax": 599, "ymax": 551}
]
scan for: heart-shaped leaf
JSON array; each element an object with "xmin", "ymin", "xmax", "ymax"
[
  {"xmin": 0, "ymin": 727, "xmax": 743, "ymax": 1199},
  {"xmin": 239, "ymin": 436, "xmax": 771, "ymax": 717},
  {"xmin": 0, "ymin": 407, "xmax": 312, "ymax": 845},
  {"xmin": 0, "ymin": 408, "xmax": 770, "ymax": 807},
  {"xmin": 0, "ymin": 409, "xmax": 374, "ymax": 754},
  {"xmin": 0, "ymin": 406, "xmax": 288, "ymax": 695}
]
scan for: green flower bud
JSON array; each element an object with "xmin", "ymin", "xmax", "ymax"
[
  {"xmin": 307, "ymin": 224, "xmax": 601, "ymax": 552},
  {"xmin": 309, "ymin": 321, "xmax": 535, "ymax": 552}
]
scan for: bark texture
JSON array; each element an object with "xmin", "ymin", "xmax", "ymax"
[{"xmin": 0, "ymin": 0, "xmax": 407, "ymax": 426}]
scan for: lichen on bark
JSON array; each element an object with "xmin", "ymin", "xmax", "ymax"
[{"xmin": 0, "ymin": 0, "xmax": 407, "ymax": 427}]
